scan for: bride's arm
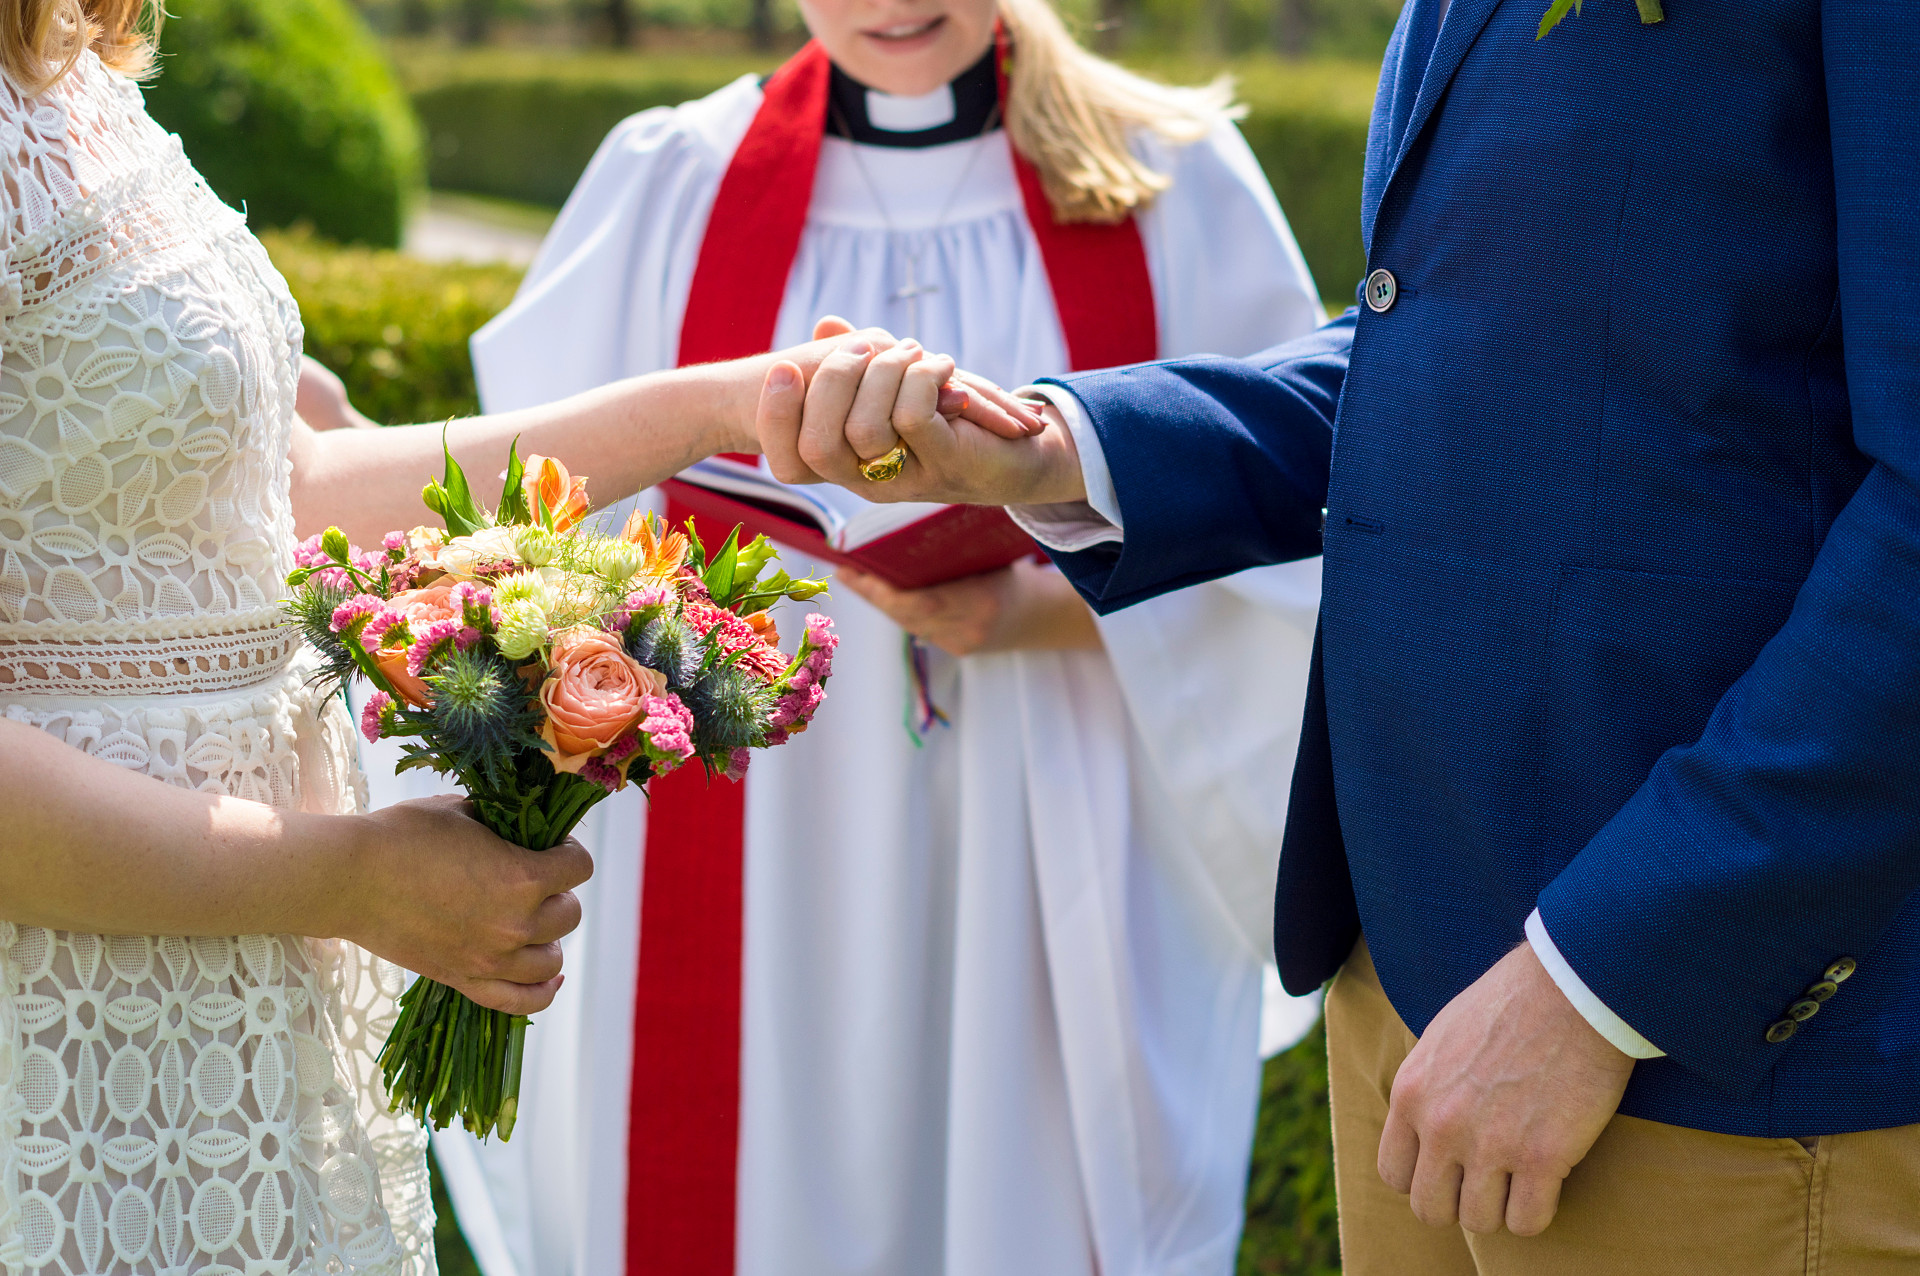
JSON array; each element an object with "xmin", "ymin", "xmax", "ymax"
[
  {"xmin": 290, "ymin": 357, "xmax": 769, "ymax": 545},
  {"xmin": 0, "ymin": 718, "xmax": 588, "ymax": 1016}
]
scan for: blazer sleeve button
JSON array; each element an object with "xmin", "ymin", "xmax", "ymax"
[
  {"xmin": 1825, "ymin": 957, "xmax": 1858, "ymax": 984},
  {"xmin": 1766, "ymin": 1019, "xmax": 1799, "ymax": 1044},
  {"xmin": 1787, "ymin": 999, "xmax": 1823, "ymax": 1023},
  {"xmin": 1804, "ymin": 979, "xmax": 1840, "ymax": 1003}
]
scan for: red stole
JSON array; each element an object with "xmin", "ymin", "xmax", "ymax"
[{"xmin": 627, "ymin": 36, "xmax": 1156, "ymax": 1276}]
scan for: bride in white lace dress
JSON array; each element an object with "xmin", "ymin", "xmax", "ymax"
[{"xmin": 0, "ymin": 4, "xmax": 931, "ymax": 1273}]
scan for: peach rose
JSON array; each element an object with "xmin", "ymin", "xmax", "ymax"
[
  {"xmin": 371, "ymin": 582, "xmax": 466, "ymax": 707},
  {"xmin": 524, "ymin": 455, "xmax": 592, "ymax": 533},
  {"xmin": 537, "ymin": 626, "xmax": 666, "ymax": 773}
]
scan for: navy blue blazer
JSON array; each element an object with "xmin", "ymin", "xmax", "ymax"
[{"xmin": 1040, "ymin": 0, "xmax": 1920, "ymax": 1138}]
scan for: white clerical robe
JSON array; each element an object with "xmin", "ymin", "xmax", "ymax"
[{"xmin": 369, "ymin": 71, "xmax": 1328, "ymax": 1276}]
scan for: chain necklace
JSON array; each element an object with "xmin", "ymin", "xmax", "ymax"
[{"xmin": 829, "ymin": 99, "xmax": 1004, "ymax": 338}]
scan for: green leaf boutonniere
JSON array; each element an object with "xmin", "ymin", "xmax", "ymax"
[{"xmin": 1538, "ymin": 0, "xmax": 1664, "ymax": 39}]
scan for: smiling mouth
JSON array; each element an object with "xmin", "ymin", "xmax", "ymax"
[{"xmin": 862, "ymin": 15, "xmax": 946, "ymax": 41}]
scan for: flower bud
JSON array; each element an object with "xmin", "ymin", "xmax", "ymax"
[
  {"xmin": 494, "ymin": 598, "xmax": 551, "ymax": 661},
  {"xmin": 516, "ymin": 525, "xmax": 558, "ymax": 567},
  {"xmin": 597, "ymin": 538, "xmax": 645, "ymax": 584}
]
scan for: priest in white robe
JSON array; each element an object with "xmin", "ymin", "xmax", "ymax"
[{"xmin": 372, "ymin": 2, "xmax": 1331, "ymax": 1273}]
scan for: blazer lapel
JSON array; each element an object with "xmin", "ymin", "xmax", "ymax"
[{"xmin": 1388, "ymin": 0, "xmax": 1504, "ymax": 186}]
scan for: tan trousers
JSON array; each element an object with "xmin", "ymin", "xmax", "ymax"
[{"xmin": 1326, "ymin": 940, "xmax": 1920, "ymax": 1275}]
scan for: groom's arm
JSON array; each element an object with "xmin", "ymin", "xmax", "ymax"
[
  {"xmin": 1531, "ymin": 0, "xmax": 1920, "ymax": 1096},
  {"xmin": 1022, "ymin": 310, "xmax": 1355, "ymax": 615}
]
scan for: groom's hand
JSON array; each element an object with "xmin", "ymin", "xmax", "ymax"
[
  {"xmin": 1379, "ymin": 942, "xmax": 1636, "ymax": 1237},
  {"xmin": 756, "ymin": 342, "xmax": 1085, "ymax": 506}
]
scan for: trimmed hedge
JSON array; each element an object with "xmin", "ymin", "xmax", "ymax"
[
  {"xmin": 259, "ymin": 227, "xmax": 519, "ymax": 422},
  {"xmin": 146, "ymin": 0, "xmax": 424, "ymax": 247},
  {"xmin": 400, "ymin": 49, "xmax": 1377, "ymax": 300},
  {"xmin": 259, "ymin": 233, "xmax": 1342, "ymax": 1274}
]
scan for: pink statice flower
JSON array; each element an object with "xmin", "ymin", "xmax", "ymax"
[
  {"xmin": 580, "ymin": 756, "xmax": 624, "ymax": 793},
  {"xmin": 724, "ymin": 747, "xmax": 751, "ymax": 782},
  {"xmin": 382, "ymin": 530, "xmax": 408, "ymax": 554},
  {"xmin": 602, "ymin": 584, "xmax": 675, "ymax": 636},
  {"xmin": 329, "ymin": 593, "xmax": 383, "ymax": 636},
  {"xmin": 360, "ymin": 608, "xmax": 406, "ymax": 655},
  {"xmin": 405, "ymin": 618, "xmax": 482, "ymax": 677},
  {"xmin": 636, "ymin": 693, "xmax": 695, "ymax": 774},
  {"xmin": 452, "ymin": 582, "xmax": 495, "ymax": 630},
  {"xmin": 359, "ymin": 690, "xmax": 396, "ymax": 743},
  {"xmin": 766, "ymin": 614, "xmax": 838, "ymax": 742}
]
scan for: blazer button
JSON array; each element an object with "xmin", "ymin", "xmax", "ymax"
[
  {"xmin": 1825, "ymin": 957, "xmax": 1858, "ymax": 984},
  {"xmin": 1766, "ymin": 1019, "xmax": 1799, "ymax": 1044},
  {"xmin": 1787, "ymin": 998, "xmax": 1822, "ymax": 1023},
  {"xmin": 1804, "ymin": 979, "xmax": 1840, "ymax": 1003},
  {"xmin": 1366, "ymin": 268, "xmax": 1399, "ymax": 313}
]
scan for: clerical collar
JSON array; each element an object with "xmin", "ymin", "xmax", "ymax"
[{"xmin": 826, "ymin": 48, "xmax": 1000, "ymax": 148}]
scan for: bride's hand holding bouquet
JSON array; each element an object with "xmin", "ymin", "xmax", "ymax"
[{"xmin": 289, "ymin": 440, "xmax": 838, "ymax": 1140}]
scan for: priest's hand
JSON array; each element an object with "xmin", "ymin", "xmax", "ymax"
[
  {"xmin": 1378, "ymin": 942, "xmax": 1636, "ymax": 1237},
  {"xmin": 837, "ymin": 560, "xmax": 1102, "ymax": 656},
  {"xmin": 757, "ymin": 340, "xmax": 1083, "ymax": 506}
]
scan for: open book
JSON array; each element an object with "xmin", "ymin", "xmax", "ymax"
[{"xmin": 661, "ymin": 457, "xmax": 1039, "ymax": 590}]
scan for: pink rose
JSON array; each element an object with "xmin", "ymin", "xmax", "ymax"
[{"xmin": 538, "ymin": 626, "xmax": 667, "ymax": 774}]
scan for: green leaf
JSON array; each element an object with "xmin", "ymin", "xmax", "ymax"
[
  {"xmin": 434, "ymin": 424, "xmax": 488, "ymax": 537},
  {"xmin": 498, "ymin": 437, "xmax": 530, "ymax": 526},
  {"xmin": 1537, "ymin": 0, "xmax": 1579, "ymax": 38},
  {"xmin": 703, "ymin": 525, "xmax": 742, "ymax": 606},
  {"xmin": 732, "ymin": 535, "xmax": 778, "ymax": 593},
  {"xmin": 684, "ymin": 521, "xmax": 708, "ymax": 575},
  {"xmin": 1635, "ymin": 0, "xmax": 1664, "ymax": 22}
]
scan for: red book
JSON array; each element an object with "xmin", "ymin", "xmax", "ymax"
[{"xmin": 661, "ymin": 458, "xmax": 1039, "ymax": 590}]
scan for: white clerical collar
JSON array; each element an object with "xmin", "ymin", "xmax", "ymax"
[{"xmin": 865, "ymin": 83, "xmax": 957, "ymax": 133}]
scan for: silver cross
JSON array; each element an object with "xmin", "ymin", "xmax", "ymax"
[{"xmin": 892, "ymin": 249, "xmax": 940, "ymax": 339}]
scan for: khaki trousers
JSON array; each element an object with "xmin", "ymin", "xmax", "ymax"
[{"xmin": 1326, "ymin": 940, "xmax": 1920, "ymax": 1275}]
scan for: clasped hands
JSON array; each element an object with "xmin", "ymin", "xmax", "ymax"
[
  {"xmin": 752, "ymin": 317, "xmax": 1088, "ymax": 509},
  {"xmin": 762, "ymin": 320, "xmax": 1640, "ymax": 1238}
]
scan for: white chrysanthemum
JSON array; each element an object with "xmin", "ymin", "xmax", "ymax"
[{"xmin": 494, "ymin": 598, "xmax": 551, "ymax": 661}]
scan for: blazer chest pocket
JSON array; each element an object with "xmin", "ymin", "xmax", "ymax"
[{"xmin": 1542, "ymin": 566, "xmax": 1800, "ymax": 866}]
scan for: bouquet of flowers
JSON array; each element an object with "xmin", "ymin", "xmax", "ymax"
[{"xmin": 285, "ymin": 441, "xmax": 835, "ymax": 1139}]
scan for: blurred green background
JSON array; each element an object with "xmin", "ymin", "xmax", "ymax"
[{"xmin": 151, "ymin": 0, "xmax": 1408, "ymax": 1269}]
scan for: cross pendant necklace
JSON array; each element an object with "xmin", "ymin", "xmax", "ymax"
[
  {"xmin": 833, "ymin": 100, "xmax": 1002, "ymax": 340},
  {"xmin": 891, "ymin": 250, "xmax": 940, "ymax": 339}
]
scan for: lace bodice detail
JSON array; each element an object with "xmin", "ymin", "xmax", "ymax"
[
  {"xmin": 0, "ymin": 55, "xmax": 432, "ymax": 1276},
  {"xmin": 0, "ymin": 51, "xmax": 297, "ymax": 694}
]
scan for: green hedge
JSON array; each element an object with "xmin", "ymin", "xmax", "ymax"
[
  {"xmin": 261, "ymin": 232, "xmax": 1341, "ymax": 1274},
  {"xmin": 146, "ymin": 0, "xmax": 424, "ymax": 247},
  {"xmin": 260, "ymin": 227, "xmax": 519, "ymax": 422},
  {"xmin": 399, "ymin": 49, "xmax": 1377, "ymax": 300}
]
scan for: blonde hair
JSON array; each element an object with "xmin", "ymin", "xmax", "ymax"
[
  {"xmin": 998, "ymin": 0, "xmax": 1238, "ymax": 224},
  {"xmin": 0, "ymin": 0, "xmax": 162, "ymax": 97}
]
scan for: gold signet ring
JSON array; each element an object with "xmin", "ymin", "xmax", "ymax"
[{"xmin": 858, "ymin": 445, "xmax": 909, "ymax": 483}]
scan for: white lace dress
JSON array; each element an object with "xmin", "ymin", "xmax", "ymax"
[{"xmin": 0, "ymin": 54, "xmax": 433, "ymax": 1276}]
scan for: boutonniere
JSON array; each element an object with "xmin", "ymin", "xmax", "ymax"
[{"xmin": 1538, "ymin": 0, "xmax": 1664, "ymax": 38}]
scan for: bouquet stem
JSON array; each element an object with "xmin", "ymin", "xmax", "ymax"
[{"xmin": 377, "ymin": 772, "xmax": 608, "ymax": 1140}]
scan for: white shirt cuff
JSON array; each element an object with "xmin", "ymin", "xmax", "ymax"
[
  {"xmin": 1525, "ymin": 908, "xmax": 1666, "ymax": 1059},
  {"xmin": 1005, "ymin": 383, "xmax": 1125, "ymax": 552}
]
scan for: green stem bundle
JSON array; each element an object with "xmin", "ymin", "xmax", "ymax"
[{"xmin": 376, "ymin": 769, "xmax": 619, "ymax": 1141}]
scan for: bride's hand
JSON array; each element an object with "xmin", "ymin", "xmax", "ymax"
[{"xmin": 339, "ymin": 795, "xmax": 593, "ymax": 1016}]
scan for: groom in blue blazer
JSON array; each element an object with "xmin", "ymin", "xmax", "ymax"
[{"xmin": 759, "ymin": 0, "xmax": 1920, "ymax": 1266}]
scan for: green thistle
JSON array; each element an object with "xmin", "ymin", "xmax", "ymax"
[
  {"xmin": 630, "ymin": 614, "xmax": 700, "ymax": 690},
  {"xmin": 284, "ymin": 581, "xmax": 358, "ymax": 695},
  {"xmin": 427, "ymin": 647, "xmax": 541, "ymax": 787},
  {"xmin": 684, "ymin": 666, "xmax": 775, "ymax": 755}
]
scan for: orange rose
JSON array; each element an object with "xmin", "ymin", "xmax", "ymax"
[
  {"xmin": 537, "ymin": 626, "xmax": 666, "ymax": 773},
  {"xmin": 524, "ymin": 455, "xmax": 592, "ymax": 533},
  {"xmin": 371, "ymin": 582, "xmax": 466, "ymax": 707}
]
